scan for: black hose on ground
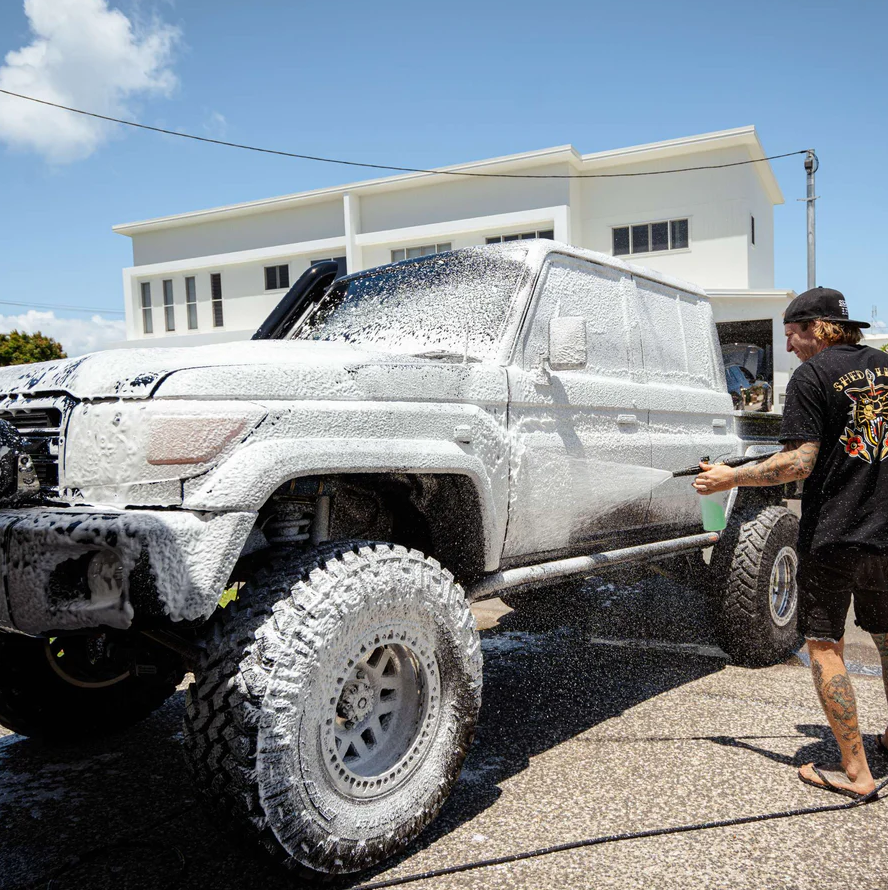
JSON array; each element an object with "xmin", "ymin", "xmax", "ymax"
[{"xmin": 351, "ymin": 777, "xmax": 888, "ymax": 890}]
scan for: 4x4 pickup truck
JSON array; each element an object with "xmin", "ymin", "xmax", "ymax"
[{"xmin": 0, "ymin": 242, "xmax": 797, "ymax": 875}]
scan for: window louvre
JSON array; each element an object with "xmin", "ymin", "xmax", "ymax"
[
  {"xmin": 310, "ymin": 256, "xmax": 348, "ymax": 278},
  {"xmin": 162, "ymin": 279, "xmax": 175, "ymax": 332},
  {"xmin": 391, "ymin": 243, "xmax": 451, "ymax": 263},
  {"xmin": 185, "ymin": 276, "xmax": 198, "ymax": 330},
  {"xmin": 612, "ymin": 218, "xmax": 690, "ymax": 256},
  {"xmin": 140, "ymin": 282, "xmax": 153, "ymax": 334},
  {"xmin": 264, "ymin": 264, "xmax": 291, "ymax": 290},
  {"xmin": 486, "ymin": 229, "xmax": 554, "ymax": 244},
  {"xmin": 210, "ymin": 273, "xmax": 224, "ymax": 327}
]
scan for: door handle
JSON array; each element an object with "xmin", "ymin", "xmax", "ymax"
[{"xmin": 617, "ymin": 414, "xmax": 638, "ymax": 426}]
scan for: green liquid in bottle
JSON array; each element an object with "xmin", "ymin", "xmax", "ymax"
[{"xmin": 700, "ymin": 495, "xmax": 727, "ymax": 532}]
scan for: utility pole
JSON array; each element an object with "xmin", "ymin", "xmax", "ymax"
[{"xmin": 803, "ymin": 150, "xmax": 819, "ymax": 290}]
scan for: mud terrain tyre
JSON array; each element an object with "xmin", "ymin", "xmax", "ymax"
[
  {"xmin": 709, "ymin": 505, "xmax": 802, "ymax": 667},
  {"xmin": 183, "ymin": 542, "xmax": 482, "ymax": 876},
  {"xmin": 0, "ymin": 632, "xmax": 185, "ymax": 740}
]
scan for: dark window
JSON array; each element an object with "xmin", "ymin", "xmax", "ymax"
[
  {"xmin": 162, "ymin": 279, "xmax": 175, "ymax": 332},
  {"xmin": 670, "ymin": 218, "xmax": 689, "ymax": 250},
  {"xmin": 264, "ymin": 264, "xmax": 290, "ymax": 290},
  {"xmin": 185, "ymin": 276, "xmax": 197, "ymax": 330},
  {"xmin": 613, "ymin": 218, "xmax": 689, "ymax": 256},
  {"xmin": 210, "ymin": 273, "xmax": 223, "ymax": 327},
  {"xmin": 751, "ymin": 215, "xmax": 755, "ymax": 246},
  {"xmin": 612, "ymin": 227, "xmax": 630, "ymax": 256},
  {"xmin": 631, "ymin": 224, "xmax": 649, "ymax": 254},
  {"xmin": 140, "ymin": 282, "xmax": 153, "ymax": 334},
  {"xmin": 538, "ymin": 229, "xmax": 554, "ymax": 240}
]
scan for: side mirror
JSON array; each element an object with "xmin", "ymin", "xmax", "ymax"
[{"xmin": 548, "ymin": 317, "xmax": 587, "ymax": 371}]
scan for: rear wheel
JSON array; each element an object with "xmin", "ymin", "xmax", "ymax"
[
  {"xmin": 0, "ymin": 631, "xmax": 186, "ymax": 740},
  {"xmin": 709, "ymin": 505, "xmax": 802, "ymax": 666}
]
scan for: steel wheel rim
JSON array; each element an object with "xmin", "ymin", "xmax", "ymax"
[
  {"xmin": 322, "ymin": 627, "xmax": 441, "ymax": 800},
  {"xmin": 769, "ymin": 546, "xmax": 798, "ymax": 627},
  {"xmin": 44, "ymin": 635, "xmax": 131, "ymax": 689}
]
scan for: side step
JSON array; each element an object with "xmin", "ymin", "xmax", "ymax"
[{"xmin": 467, "ymin": 531, "xmax": 720, "ymax": 602}]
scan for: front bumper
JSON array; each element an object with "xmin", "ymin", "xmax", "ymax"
[{"xmin": 0, "ymin": 507, "xmax": 256, "ymax": 636}]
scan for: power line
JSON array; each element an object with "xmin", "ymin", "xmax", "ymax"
[
  {"xmin": 0, "ymin": 89, "xmax": 809, "ymax": 179},
  {"xmin": 0, "ymin": 298, "xmax": 124, "ymax": 315}
]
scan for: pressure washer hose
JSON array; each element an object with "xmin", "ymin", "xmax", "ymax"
[{"xmin": 353, "ymin": 776, "xmax": 888, "ymax": 889}]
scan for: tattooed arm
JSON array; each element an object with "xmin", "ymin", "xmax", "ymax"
[{"xmin": 693, "ymin": 441, "xmax": 820, "ymax": 494}]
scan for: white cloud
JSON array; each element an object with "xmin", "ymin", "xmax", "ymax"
[
  {"xmin": 0, "ymin": 0, "xmax": 180, "ymax": 163},
  {"xmin": 0, "ymin": 310, "xmax": 125, "ymax": 356}
]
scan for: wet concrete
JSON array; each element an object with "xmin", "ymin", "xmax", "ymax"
[{"xmin": 1, "ymin": 572, "xmax": 886, "ymax": 890}]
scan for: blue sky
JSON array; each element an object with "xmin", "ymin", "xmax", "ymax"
[{"xmin": 0, "ymin": 0, "xmax": 885, "ymax": 353}]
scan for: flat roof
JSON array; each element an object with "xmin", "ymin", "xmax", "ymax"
[{"xmin": 114, "ymin": 126, "xmax": 784, "ymax": 236}]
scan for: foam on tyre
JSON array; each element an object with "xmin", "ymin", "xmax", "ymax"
[{"xmin": 183, "ymin": 541, "xmax": 482, "ymax": 876}]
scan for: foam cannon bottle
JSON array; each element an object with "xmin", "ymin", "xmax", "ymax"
[{"xmin": 671, "ymin": 455, "xmax": 769, "ymax": 532}]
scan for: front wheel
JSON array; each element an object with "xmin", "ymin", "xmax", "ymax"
[
  {"xmin": 183, "ymin": 542, "xmax": 482, "ymax": 876},
  {"xmin": 709, "ymin": 505, "xmax": 802, "ymax": 666}
]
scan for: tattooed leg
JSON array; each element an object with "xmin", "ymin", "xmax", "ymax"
[
  {"xmin": 799, "ymin": 638, "xmax": 876, "ymax": 795},
  {"xmin": 871, "ymin": 632, "xmax": 888, "ymax": 748}
]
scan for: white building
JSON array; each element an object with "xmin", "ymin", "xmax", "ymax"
[{"xmin": 114, "ymin": 125, "xmax": 800, "ymax": 406}]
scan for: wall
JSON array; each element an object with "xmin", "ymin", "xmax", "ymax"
[
  {"xmin": 579, "ymin": 147, "xmax": 767, "ymax": 290},
  {"xmin": 358, "ymin": 164, "xmax": 572, "ymax": 234},
  {"xmin": 131, "ymin": 198, "xmax": 345, "ymax": 265},
  {"xmin": 128, "ymin": 254, "xmax": 333, "ymax": 340}
]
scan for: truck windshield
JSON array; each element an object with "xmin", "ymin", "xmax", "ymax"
[{"xmin": 291, "ymin": 245, "xmax": 529, "ymax": 361}]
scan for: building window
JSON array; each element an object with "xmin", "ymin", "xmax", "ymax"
[
  {"xmin": 185, "ymin": 276, "xmax": 198, "ymax": 330},
  {"xmin": 612, "ymin": 218, "xmax": 689, "ymax": 256},
  {"xmin": 140, "ymin": 282, "xmax": 153, "ymax": 334},
  {"xmin": 264, "ymin": 264, "xmax": 290, "ymax": 290},
  {"xmin": 310, "ymin": 256, "xmax": 348, "ymax": 278},
  {"xmin": 210, "ymin": 273, "xmax": 224, "ymax": 328},
  {"xmin": 162, "ymin": 279, "xmax": 175, "ymax": 332},
  {"xmin": 486, "ymin": 229, "xmax": 554, "ymax": 243},
  {"xmin": 390, "ymin": 243, "xmax": 451, "ymax": 262},
  {"xmin": 751, "ymin": 215, "xmax": 756, "ymax": 246}
]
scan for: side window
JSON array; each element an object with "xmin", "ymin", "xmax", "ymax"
[
  {"xmin": 521, "ymin": 255, "xmax": 632, "ymax": 379},
  {"xmin": 633, "ymin": 277, "xmax": 718, "ymax": 389}
]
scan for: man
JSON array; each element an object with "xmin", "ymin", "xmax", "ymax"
[{"xmin": 695, "ymin": 286, "xmax": 888, "ymax": 801}]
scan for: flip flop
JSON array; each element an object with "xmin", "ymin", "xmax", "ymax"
[{"xmin": 798, "ymin": 763, "xmax": 873, "ymax": 801}]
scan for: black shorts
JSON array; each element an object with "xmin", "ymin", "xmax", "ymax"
[{"xmin": 797, "ymin": 547, "xmax": 888, "ymax": 642}]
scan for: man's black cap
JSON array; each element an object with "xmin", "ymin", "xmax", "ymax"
[{"xmin": 784, "ymin": 286, "xmax": 870, "ymax": 328}]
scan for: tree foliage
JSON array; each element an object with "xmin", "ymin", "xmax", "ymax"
[{"xmin": 0, "ymin": 330, "xmax": 67, "ymax": 366}]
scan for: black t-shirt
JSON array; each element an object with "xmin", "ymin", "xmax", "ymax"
[{"xmin": 779, "ymin": 344, "xmax": 888, "ymax": 553}]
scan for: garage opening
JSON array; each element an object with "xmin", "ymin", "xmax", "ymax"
[{"xmin": 716, "ymin": 319, "xmax": 773, "ymax": 385}]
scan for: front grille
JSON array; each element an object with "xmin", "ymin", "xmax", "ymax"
[{"xmin": 0, "ymin": 407, "xmax": 63, "ymax": 493}]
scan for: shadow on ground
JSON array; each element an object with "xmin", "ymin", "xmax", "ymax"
[{"xmin": 1, "ymin": 571, "xmax": 872, "ymax": 890}]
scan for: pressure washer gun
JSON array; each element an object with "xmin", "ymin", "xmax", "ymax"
[{"xmin": 671, "ymin": 453, "xmax": 771, "ymax": 478}]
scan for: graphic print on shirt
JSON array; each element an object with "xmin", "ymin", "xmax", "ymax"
[{"xmin": 837, "ymin": 368, "xmax": 888, "ymax": 463}]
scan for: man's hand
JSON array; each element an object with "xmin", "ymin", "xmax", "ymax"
[
  {"xmin": 693, "ymin": 461, "xmax": 736, "ymax": 494},
  {"xmin": 693, "ymin": 441, "xmax": 820, "ymax": 494}
]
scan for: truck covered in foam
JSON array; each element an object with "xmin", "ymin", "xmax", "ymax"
[{"xmin": 0, "ymin": 241, "xmax": 793, "ymax": 876}]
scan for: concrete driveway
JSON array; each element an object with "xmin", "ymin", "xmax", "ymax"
[{"xmin": 2, "ymin": 571, "xmax": 886, "ymax": 890}]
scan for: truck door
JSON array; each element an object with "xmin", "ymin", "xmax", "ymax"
[
  {"xmin": 631, "ymin": 276, "xmax": 739, "ymax": 531},
  {"xmin": 503, "ymin": 254, "xmax": 653, "ymax": 560}
]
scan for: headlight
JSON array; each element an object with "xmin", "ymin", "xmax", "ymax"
[
  {"xmin": 63, "ymin": 401, "xmax": 267, "ymax": 495},
  {"xmin": 146, "ymin": 415, "xmax": 251, "ymax": 466}
]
